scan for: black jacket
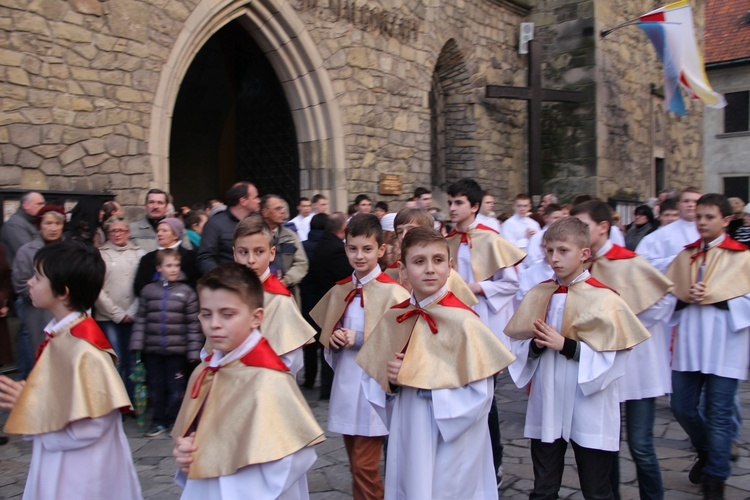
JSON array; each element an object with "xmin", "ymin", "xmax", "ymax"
[
  {"xmin": 133, "ymin": 246, "xmax": 199, "ymax": 296},
  {"xmin": 308, "ymin": 231, "xmax": 353, "ymax": 300}
]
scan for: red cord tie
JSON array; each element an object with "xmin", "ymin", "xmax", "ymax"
[
  {"xmin": 447, "ymin": 229, "xmax": 472, "ymax": 248},
  {"xmin": 396, "ymin": 308, "xmax": 439, "ymax": 334},
  {"xmin": 190, "ymin": 365, "xmax": 219, "ymax": 399}
]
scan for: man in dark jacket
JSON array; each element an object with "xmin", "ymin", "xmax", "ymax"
[
  {"xmin": 307, "ymin": 211, "xmax": 352, "ymax": 398},
  {"xmin": 0, "ymin": 191, "xmax": 44, "ymax": 264}
]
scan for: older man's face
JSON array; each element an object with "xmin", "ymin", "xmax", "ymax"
[
  {"xmin": 22, "ymin": 193, "xmax": 45, "ymax": 217},
  {"xmin": 146, "ymin": 193, "xmax": 168, "ymax": 219}
]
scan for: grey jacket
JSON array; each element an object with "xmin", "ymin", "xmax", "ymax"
[
  {"xmin": 1, "ymin": 209, "xmax": 39, "ymax": 265},
  {"xmin": 129, "ymin": 277, "xmax": 202, "ymax": 360},
  {"xmin": 95, "ymin": 240, "xmax": 145, "ymax": 323},
  {"xmin": 11, "ymin": 237, "xmax": 52, "ymax": 352}
]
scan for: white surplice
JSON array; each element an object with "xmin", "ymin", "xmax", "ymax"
[
  {"xmin": 501, "ymin": 213, "xmax": 541, "ymax": 252},
  {"xmin": 177, "ymin": 330, "xmax": 317, "ymax": 500},
  {"xmin": 508, "ymin": 271, "xmax": 630, "ymax": 451},
  {"xmin": 362, "ymin": 288, "xmax": 498, "ymax": 500},
  {"xmin": 525, "ymin": 227, "xmax": 547, "ymax": 267},
  {"xmin": 517, "ymin": 259, "xmax": 554, "ymax": 301},
  {"xmin": 635, "ymin": 218, "xmax": 699, "ymax": 273},
  {"xmin": 456, "ymin": 221, "xmax": 519, "ymax": 350},
  {"xmin": 325, "ymin": 266, "xmax": 388, "ymax": 436}
]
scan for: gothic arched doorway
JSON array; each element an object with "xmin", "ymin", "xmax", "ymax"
[{"xmin": 170, "ymin": 20, "xmax": 298, "ymax": 207}]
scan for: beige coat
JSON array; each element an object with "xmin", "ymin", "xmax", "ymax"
[{"xmin": 95, "ymin": 240, "xmax": 145, "ymax": 323}]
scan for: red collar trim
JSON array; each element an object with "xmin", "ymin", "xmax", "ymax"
[
  {"xmin": 392, "ymin": 298, "xmax": 411, "ymax": 309},
  {"xmin": 262, "ymin": 274, "xmax": 292, "ymax": 296},
  {"xmin": 386, "ymin": 261, "xmax": 399, "ymax": 269},
  {"xmin": 335, "ymin": 275, "xmax": 354, "ymax": 285},
  {"xmin": 603, "ymin": 244, "xmax": 636, "ymax": 260},
  {"xmin": 685, "ymin": 236, "xmax": 747, "ymax": 252},
  {"xmin": 376, "ymin": 272, "xmax": 398, "ymax": 284},
  {"xmin": 240, "ymin": 337, "xmax": 290, "ymax": 372},
  {"xmin": 584, "ymin": 277, "xmax": 618, "ymax": 294},
  {"xmin": 475, "ymin": 223, "xmax": 499, "ymax": 234},
  {"xmin": 70, "ymin": 317, "xmax": 113, "ymax": 351},
  {"xmin": 438, "ymin": 291, "xmax": 478, "ymax": 315}
]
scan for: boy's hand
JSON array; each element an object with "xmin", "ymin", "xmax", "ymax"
[
  {"xmin": 532, "ymin": 319, "xmax": 565, "ymax": 352},
  {"xmin": 0, "ymin": 375, "xmax": 25, "ymax": 410},
  {"xmin": 329, "ymin": 328, "xmax": 355, "ymax": 349},
  {"xmin": 468, "ymin": 283, "xmax": 484, "ymax": 296},
  {"xmin": 689, "ymin": 281, "xmax": 706, "ymax": 303},
  {"xmin": 174, "ymin": 432, "xmax": 197, "ymax": 475},
  {"xmin": 387, "ymin": 352, "xmax": 404, "ymax": 386}
]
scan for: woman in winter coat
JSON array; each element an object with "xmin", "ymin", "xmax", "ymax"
[
  {"xmin": 133, "ymin": 218, "xmax": 199, "ymax": 296},
  {"xmin": 95, "ymin": 216, "xmax": 144, "ymax": 398}
]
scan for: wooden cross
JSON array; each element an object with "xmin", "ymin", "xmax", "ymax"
[{"xmin": 486, "ymin": 39, "xmax": 585, "ymax": 197}]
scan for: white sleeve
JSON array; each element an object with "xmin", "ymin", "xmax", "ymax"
[
  {"xmin": 35, "ymin": 414, "xmax": 112, "ymax": 452},
  {"xmin": 728, "ymin": 294, "xmax": 750, "ymax": 332},
  {"xmin": 280, "ymin": 347, "xmax": 304, "ymax": 378},
  {"xmin": 636, "ymin": 294, "xmax": 678, "ymax": 328},
  {"xmin": 361, "ymin": 370, "xmax": 390, "ymax": 428},
  {"xmin": 478, "ymin": 266, "xmax": 520, "ymax": 314},
  {"xmin": 431, "ymin": 378, "xmax": 493, "ymax": 443},
  {"xmin": 507, "ymin": 338, "xmax": 540, "ymax": 388},
  {"xmin": 635, "ymin": 233, "xmax": 672, "ymax": 273},
  {"xmin": 577, "ymin": 346, "xmax": 629, "ymax": 397}
]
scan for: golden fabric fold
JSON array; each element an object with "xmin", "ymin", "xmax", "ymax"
[
  {"xmin": 446, "ymin": 227, "xmax": 526, "ymax": 282},
  {"xmin": 5, "ymin": 317, "xmax": 132, "ymax": 435},
  {"xmin": 310, "ymin": 275, "xmax": 410, "ymax": 349},
  {"xmin": 171, "ymin": 360, "xmax": 324, "ymax": 479},
  {"xmin": 587, "ymin": 255, "xmax": 673, "ymax": 315},
  {"xmin": 504, "ymin": 279, "xmax": 651, "ymax": 352},
  {"xmin": 357, "ymin": 293, "xmax": 516, "ymax": 391},
  {"xmin": 262, "ymin": 290, "xmax": 316, "ymax": 354},
  {"xmin": 384, "ymin": 265, "xmax": 478, "ymax": 307},
  {"xmin": 666, "ymin": 244, "xmax": 750, "ymax": 305}
]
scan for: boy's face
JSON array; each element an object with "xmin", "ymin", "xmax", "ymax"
[
  {"xmin": 480, "ymin": 195, "xmax": 494, "ymax": 216},
  {"xmin": 356, "ymin": 199, "xmax": 372, "ymax": 214},
  {"xmin": 447, "ymin": 195, "xmax": 478, "ymax": 226},
  {"xmin": 544, "ymin": 239, "xmax": 590, "ymax": 285},
  {"xmin": 28, "ymin": 266, "xmax": 57, "ymax": 311},
  {"xmin": 545, "ymin": 210, "xmax": 564, "ymax": 226},
  {"xmin": 374, "ymin": 207, "xmax": 386, "ymax": 219},
  {"xmin": 659, "ymin": 209, "xmax": 679, "ymax": 226},
  {"xmin": 233, "ymin": 234, "xmax": 276, "ymax": 276},
  {"xmin": 156, "ymin": 256, "xmax": 181, "ymax": 282},
  {"xmin": 696, "ymin": 204, "xmax": 730, "ymax": 242},
  {"xmin": 395, "ymin": 222, "xmax": 421, "ymax": 243},
  {"xmin": 678, "ymin": 192, "xmax": 701, "ymax": 222},
  {"xmin": 399, "ymin": 241, "xmax": 451, "ymax": 302},
  {"xmin": 513, "ymin": 199, "xmax": 532, "ymax": 217},
  {"xmin": 573, "ymin": 213, "xmax": 609, "ymax": 252},
  {"xmin": 198, "ymin": 288, "xmax": 263, "ymax": 353},
  {"xmin": 345, "ymin": 234, "xmax": 385, "ymax": 278}
]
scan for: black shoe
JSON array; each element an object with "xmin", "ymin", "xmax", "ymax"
[
  {"xmin": 702, "ymin": 474, "xmax": 725, "ymax": 500},
  {"xmin": 689, "ymin": 451, "xmax": 708, "ymax": 485},
  {"xmin": 144, "ymin": 424, "xmax": 168, "ymax": 437}
]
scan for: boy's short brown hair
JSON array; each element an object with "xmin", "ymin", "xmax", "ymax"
[
  {"xmin": 155, "ymin": 248, "xmax": 181, "ymax": 266},
  {"xmin": 697, "ymin": 193, "xmax": 733, "ymax": 218},
  {"xmin": 543, "ymin": 217, "xmax": 590, "ymax": 250},
  {"xmin": 233, "ymin": 214, "xmax": 274, "ymax": 247},
  {"xmin": 197, "ymin": 262, "xmax": 264, "ymax": 310},
  {"xmin": 346, "ymin": 213, "xmax": 383, "ymax": 246},
  {"xmin": 400, "ymin": 227, "xmax": 450, "ymax": 262},
  {"xmin": 393, "ymin": 208, "xmax": 434, "ymax": 231},
  {"xmin": 569, "ymin": 200, "xmax": 613, "ymax": 231}
]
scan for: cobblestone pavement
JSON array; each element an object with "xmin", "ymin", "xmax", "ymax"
[{"xmin": 1, "ymin": 372, "xmax": 749, "ymax": 499}]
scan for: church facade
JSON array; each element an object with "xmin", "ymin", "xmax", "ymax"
[{"xmin": 0, "ymin": 0, "xmax": 704, "ymax": 215}]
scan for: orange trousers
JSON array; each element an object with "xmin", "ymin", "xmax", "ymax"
[{"xmin": 343, "ymin": 434, "xmax": 384, "ymax": 500}]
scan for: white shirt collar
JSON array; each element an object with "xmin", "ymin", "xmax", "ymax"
[
  {"xmin": 158, "ymin": 240, "xmax": 182, "ymax": 250},
  {"xmin": 595, "ymin": 239, "xmax": 613, "ymax": 259},
  {"xmin": 209, "ymin": 329, "xmax": 262, "ymax": 368},
  {"xmin": 411, "ymin": 285, "xmax": 448, "ymax": 308},
  {"xmin": 557, "ymin": 269, "xmax": 590, "ymax": 287},
  {"xmin": 706, "ymin": 233, "xmax": 726, "ymax": 249},
  {"xmin": 44, "ymin": 311, "xmax": 85, "ymax": 335},
  {"xmin": 353, "ymin": 265, "xmax": 381, "ymax": 288},
  {"xmin": 259, "ymin": 267, "xmax": 271, "ymax": 281}
]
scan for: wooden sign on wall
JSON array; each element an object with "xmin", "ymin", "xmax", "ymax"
[{"xmin": 379, "ymin": 174, "xmax": 403, "ymax": 195}]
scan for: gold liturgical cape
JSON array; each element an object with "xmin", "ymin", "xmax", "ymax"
[
  {"xmin": 310, "ymin": 273, "xmax": 410, "ymax": 349},
  {"xmin": 261, "ymin": 274, "xmax": 316, "ymax": 354},
  {"xmin": 587, "ymin": 244, "xmax": 673, "ymax": 314},
  {"xmin": 5, "ymin": 316, "xmax": 132, "ymax": 435},
  {"xmin": 446, "ymin": 224, "xmax": 526, "ymax": 282},
  {"xmin": 171, "ymin": 338, "xmax": 324, "ymax": 479},
  {"xmin": 384, "ymin": 263, "xmax": 479, "ymax": 307},
  {"xmin": 666, "ymin": 237, "xmax": 750, "ymax": 305},
  {"xmin": 504, "ymin": 278, "xmax": 651, "ymax": 352},
  {"xmin": 357, "ymin": 292, "xmax": 516, "ymax": 391}
]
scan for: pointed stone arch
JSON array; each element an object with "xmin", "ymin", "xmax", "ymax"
[
  {"xmin": 148, "ymin": 0, "xmax": 346, "ymax": 205},
  {"xmin": 430, "ymin": 38, "xmax": 477, "ymax": 191}
]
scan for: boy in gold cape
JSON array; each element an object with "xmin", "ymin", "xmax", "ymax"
[
  {"xmin": 665, "ymin": 194, "xmax": 750, "ymax": 497},
  {"xmin": 505, "ymin": 217, "xmax": 650, "ymax": 499},
  {"xmin": 172, "ymin": 262, "xmax": 324, "ymax": 499},
  {"xmin": 357, "ymin": 227, "xmax": 515, "ymax": 499},
  {"xmin": 0, "ymin": 240, "xmax": 141, "ymax": 500}
]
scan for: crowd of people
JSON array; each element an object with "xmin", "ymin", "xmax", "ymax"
[{"xmin": 0, "ymin": 181, "xmax": 748, "ymax": 500}]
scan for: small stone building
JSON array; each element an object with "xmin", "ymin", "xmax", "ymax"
[{"xmin": 0, "ymin": 0, "xmax": 704, "ymax": 215}]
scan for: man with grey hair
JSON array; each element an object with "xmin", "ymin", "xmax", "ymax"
[
  {"xmin": 1, "ymin": 191, "xmax": 45, "ymax": 264},
  {"xmin": 540, "ymin": 193, "xmax": 558, "ymax": 209}
]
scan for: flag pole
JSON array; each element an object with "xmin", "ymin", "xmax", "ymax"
[{"xmin": 600, "ymin": 18, "xmax": 641, "ymax": 38}]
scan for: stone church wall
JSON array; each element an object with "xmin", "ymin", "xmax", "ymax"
[{"xmin": 0, "ymin": 0, "xmax": 533, "ymax": 214}]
